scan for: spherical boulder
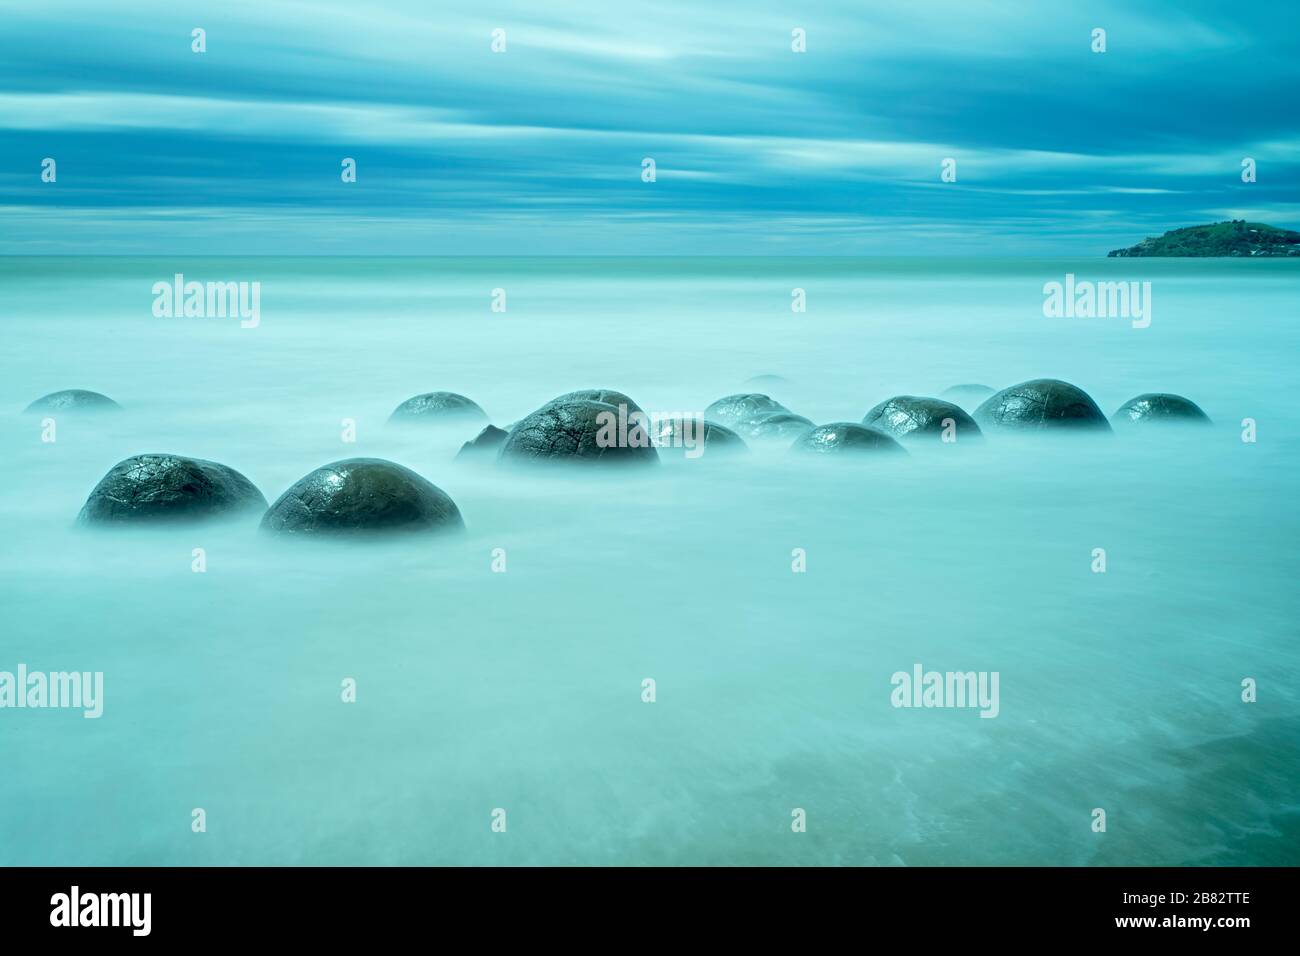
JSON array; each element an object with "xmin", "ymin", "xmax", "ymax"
[
  {"xmin": 790, "ymin": 423, "xmax": 907, "ymax": 456},
  {"xmin": 261, "ymin": 458, "xmax": 464, "ymax": 536},
  {"xmin": 26, "ymin": 389, "xmax": 122, "ymax": 414},
  {"xmin": 973, "ymin": 379, "xmax": 1111, "ymax": 432},
  {"xmin": 544, "ymin": 389, "xmax": 646, "ymax": 418},
  {"xmin": 653, "ymin": 417, "xmax": 748, "ymax": 457},
  {"xmin": 456, "ymin": 424, "xmax": 510, "ymax": 461},
  {"xmin": 388, "ymin": 391, "xmax": 486, "ymax": 424},
  {"xmin": 1111, "ymin": 393, "xmax": 1211, "ymax": 426},
  {"xmin": 705, "ymin": 393, "xmax": 787, "ymax": 426},
  {"xmin": 78, "ymin": 454, "xmax": 266, "ymax": 525},
  {"xmin": 498, "ymin": 399, "xmax": 658, "ymax": 467},
  {"xmin": 939, "ymin": 384, "xmax": 995, "ymax": 409},
  {"xmin": 733, "ymin": 410, "xmax": 814, "ymax": 440},
  {"xmin": 863, "ymin": 395, "xmax": 982, "ymax": 442}
]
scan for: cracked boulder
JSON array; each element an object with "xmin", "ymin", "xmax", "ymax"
[
  {"xmin": 973, "ymin": 379, "xmax": 1111, "ymax": 432},
  {"xmin": 26, "ymin": 389, "xmax": 122, "ymax": 414},
  {"xmin": 543, "ymin": 389, "xmax": 646, "ymax": 418},
  {"xmin": 1111, "ymin": 393, "xmax": 1211, "ymax": 426},
  {"xmin": 863, "ymin": 395, "xmax": 982, "ymax": 442},
  {"xmin": 653, "ymin": 417, "xmax": 748, "ymax": 458},
  {"xmin": 261, "ymin": 458, "xmax": 464, "ymax": 535},
  {"xmin": 790, "ymin": 423, "xmax": 907, "ymax": 456},
  {"xmin": 733, "ymin": 410, "xmax": 814, "ymax": 440},
  {"xmin": 705, "ymin": 393, "xmax": 787, "ymax": 426},
  {"xmin": 388, "ymin": 391, "xmax": 487, "ymax": 424},
  {"xmin": 498, "ymin": 399, "xmax": 658, "ymax": 466},
  {"xmin": 78, "ymin": 454, "xmax": 266, "ymax": 525}
]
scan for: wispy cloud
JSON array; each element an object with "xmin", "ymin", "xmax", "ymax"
[{"xmin": 1, "ymin": 0, "xmax": 1296, "ymax": 253}]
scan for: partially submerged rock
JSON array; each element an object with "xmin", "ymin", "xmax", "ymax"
[
  {"xmin": 78, "ymin": 454, "xmax": 266, "ymax": 525},
  {"xmin": 543, "ymin": 389, "xmax": 646, "ymax": 418},
  {"xmin": 1112, "ymin": 393, "xmax": 1211, "ymax": 426},
  {"xmin": 863, "ymin": 395, "xmax": 982, "ymax": 442},
  {"xmin": 732, "ymin": 410, "xmax": 814, "ymax": 440},
  {"xmin": 705, "ymin": 393, "xmax": 787, "ymax": 426},
  {"xmin": 388, "ymin": 391, "xmax": 487, "ymax": 424},
  {"xmin": 498, "ymin": 399, "xmax": 659, "ymax": 466},
  {"xmin": 790, "ymin": 423, "xmax": 907, "ymax": 456},
  {"xmin": 973, "ymin": 379, "xmax": 1111, "ymax": 432},
  {"xmin": 25, "ymin": 389, "xmax": 122, "ymax": 414},
  {"xmin": 939, "ymin": 384, "xmax": 995, "ymax": 409},
  {"xmin": 261, "ymin": 458, "xmax": 464, "ymax": 536},
  {"xmin": 456, "ymin": 424, "xmax": 510, "ymax": 461},
  {"xmin": 742, "ymin": 374, "xmax": 790, "ymax": 388},
  {"xmin": 653, "ymin": 417, "xmax": 748, "ymax": 457}
]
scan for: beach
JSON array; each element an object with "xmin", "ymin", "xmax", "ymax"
[{"xmin": 2, "ymin": 255, "xmax": 1297, "ymax": 865}]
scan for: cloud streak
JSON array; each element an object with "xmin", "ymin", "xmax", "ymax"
[{"xmin": 1, "ymin": 0, "xmax": 1296, "ymax": 253}]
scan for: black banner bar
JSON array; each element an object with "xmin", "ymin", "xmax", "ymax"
[{"xmin": 0, "ymin": 866, "xmax": 1283, "ymax": 941}]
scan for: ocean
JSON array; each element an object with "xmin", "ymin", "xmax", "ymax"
[{"xmin": 1, "ymin": 256, "xmax": 1297, "ymax": 865}]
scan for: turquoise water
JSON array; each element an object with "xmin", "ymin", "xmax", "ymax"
[{"xmin": 1, "ymin": 256, "xmax": 1297, "ymax": 865}]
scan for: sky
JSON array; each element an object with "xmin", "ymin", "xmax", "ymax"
[{"xmin": 1, "ymin": 0, "xmax": 1297, "ymax": 255}]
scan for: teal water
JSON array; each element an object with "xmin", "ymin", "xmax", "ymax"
[{"xmin": 1, "ymin": 256, "xmax": 1297, "ymax": 865}]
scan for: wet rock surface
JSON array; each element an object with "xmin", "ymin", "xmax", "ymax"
[
  {"xmin": 790, "ymin": 422, "xmax": 908, "ymax": 455},
  {"xmin": 543, "ymin": 389, "xmax": 646, "ymax": 418},
  {"xmin": 78, "ymin": 454, "xmax": 266, "ymax": 525},
  {"xmin": 863, "ymin": 395, "xmax": 982, "ymax": 442},
  {"xmin": 733, "ymin": 410, "xmax": 814, "ymax": 440},
  {"xmin": 26, "ymin": 389, "xmax": 122, "ymax": 414},
  {"xmin": 498, "ymin": 399, "xmax": 659, "ymax": 466},
  {"xmin": 1112, "ymin": 393, "xmax": 1211, "ymax": 426},
  {"xmin": 653, "ymin": 417, "xmax": 748, "ymax": 457},
  {"xmin": 973, "ymin": 379, "xmax": 1111, "ymax": 432},
  {"xmin": 705, "ymin": 393, "xmax": 787, "ymax": 426},
  {"xmin": 456, "ymin": 424, "xmax": 510, "ymax": 460},
  {"xmin": 388, "ymin": 391, "xmax": 487, "ymax": 424},
  {"xmin": 261, "ymin": 458, "xmax": 464, "ymax": 535}
]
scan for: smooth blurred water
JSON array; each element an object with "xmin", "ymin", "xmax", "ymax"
[{"xmin": 1, "ymin": 256, "xmax": 1297, "ymax": 865}]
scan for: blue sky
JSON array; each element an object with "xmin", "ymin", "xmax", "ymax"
[{"xmin": 1, "ymin": 0, "xmax": 1297, "ymax": 254}]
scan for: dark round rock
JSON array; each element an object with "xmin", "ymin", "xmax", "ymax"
[
  {"xmin": 498, "ymin": 399, "xmax": 659, "ymax": 467},
  {"xmin": 863, "ymin": 395, "xmax": 982, "ymax": 442},
  {"xmin": 733, "ymin": 410, "xmax": 814, "ymax": 440},
  {"xmin": 1112, "ymin": 393, "xmax": 1211, "ymax": 426},
  {"xmin": 544, "ymin": 389, "xmax": 646, "ymax": 418},
  {"xmin": 705, "ymin": 393, "xmax": 787, "ymax": 426},
  {"xmin": 973, "ymin": 379, "xmax": 1111, "ymax": 432},
  {"xmin": 78, "ymin": 454, "xmax": 266, "ymax": 525},
  {"xmin": 261, "ymin": 458, "xmax": 464, "ymax": 536},
  {"xmin": 790, "ymin": 423, "xmax": 908, "ymax": 456},
  {"xmin": 388, "ymin": 391, "xmax": 486, "ymax": 424},
  {"xmin": 25, "ymin": 389, "xmax": 122, "ymax": 414},
  {"xmin": 653, "ymin": 417, "xmax": 749, "ymax": 457},
  {"xmin": 939, "ymin": 384, "xmax": 996, "ymax": 409},
  {"xmin": 456, "ymin": 424, "xmax": 510, "ymax": 460}
]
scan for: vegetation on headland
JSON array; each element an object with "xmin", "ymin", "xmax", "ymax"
[{"xmin": 1107, "ymin": 221, "xmax": 1300, "ymax": 257}]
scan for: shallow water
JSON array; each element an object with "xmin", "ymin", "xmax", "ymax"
[{"xmin": 2, "ymin": 256, "xmax": 1297, "ymax": 865}]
